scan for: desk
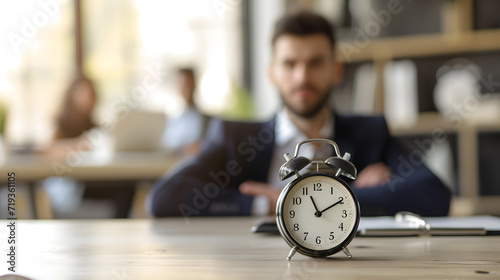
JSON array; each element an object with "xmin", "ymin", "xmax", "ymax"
[
  {"xmin": 7, "ymin": 217, "xmax": 500, "ymax": 279},
  {"xmin": 1, "ymin": 152, "xmax": 181, "ymax": 218},
  {"xmin": 1, "ymin": 152, "xmax": 180, "ymax": 182}
]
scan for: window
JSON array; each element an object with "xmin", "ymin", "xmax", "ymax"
[
  {"xmin": 1, "ymin": 0, "xmax": 246, "ymax": 147},
  {"xmin": 83, "ymin": 0, "xmax": 246, "ymax": 122},
  {"xmin": 0, "ymin": 1, "xmax": 75, "ymax": 146}
]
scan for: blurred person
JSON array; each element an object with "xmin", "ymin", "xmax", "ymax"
[
  {"xmin": 44, "ymin": 75, "xmax": 133, "ymax": 218},
  {"xmin": 147, "ymin": 10, "xmax": 451, "ymax": 217},
  {"xmin": 41, "ymin": 75, "xmax": 97, "ymax": 217},
  {"xmin": 44, "ymin": 75, "xmax": 97, "ymax": 158},
  {"xmin": 162, "ymin": 67, "xmax": 210, "ymax": 155},
  {"xmin": 54, "ymin": 75, "xmax": 97, "ymax": 139}
]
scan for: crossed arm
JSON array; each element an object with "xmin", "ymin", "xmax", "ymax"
[
  {"xmin": 240, "ymin": 138, "xmax": 451, "ymax": 217},
  {"xmin": 148, "ymin": 119, "xmax": 451, "ymax": 217},
  {"xmin": 239, "ymin": 161, "xmax": 393, "ymax": 214}
]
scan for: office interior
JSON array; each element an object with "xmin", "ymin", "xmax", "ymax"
[{"xmin": 0, "ymin": 0, "xmax": 499, "ymax": 219}]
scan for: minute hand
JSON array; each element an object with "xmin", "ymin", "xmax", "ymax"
[{"xmin": 319, "ymin": 199, "xmax": 343, "ymax": 214}]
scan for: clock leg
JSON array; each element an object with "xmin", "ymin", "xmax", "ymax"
[
  {"xmin": 287, "ymin": 246, "xmax": 298, "ymax": 261},
  {"xmin": 342, "ymin": 246, "xmax": 352, "ymax": 259}
]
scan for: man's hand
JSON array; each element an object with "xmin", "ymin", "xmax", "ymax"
[
  {"xmin": 239, "ymin": 181, "xmax": 281, "ymax": 215},
  {"xmin": 354, "ymin": 162, "xmax": 392, "ymax": 189}
]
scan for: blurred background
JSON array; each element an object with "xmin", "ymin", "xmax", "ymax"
[{"xmin": 0, "ymin": 0, "xmax": 499, "ymax": 219}]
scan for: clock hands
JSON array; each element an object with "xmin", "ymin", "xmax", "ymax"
[
  {"xmin": 309, "ymin": 196, "xmax": 344, "ymax": 217},
  {"xmin": 318, "ymin": 198, "xmax": 344, "ymax": 215},
  {"xmin": 309, "ymin": 196, "xmax": 322, "ymax": 217}
]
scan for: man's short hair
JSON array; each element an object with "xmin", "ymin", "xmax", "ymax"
[{"xmin": 272, "ymin": 9, "xmax": 336, "ymax": 49}]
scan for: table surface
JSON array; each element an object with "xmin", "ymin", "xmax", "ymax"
[
  {"xmin": 3, "ymin": 217, "xmax": 499, "ymax": 280},
  {"xmin": 1, "ymin": 152, "xmax": 181, "ymax": 182}
]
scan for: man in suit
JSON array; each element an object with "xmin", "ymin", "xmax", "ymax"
[{"xmin": 147, "ymin": 10, "xmax": 451, "ymax": 218}]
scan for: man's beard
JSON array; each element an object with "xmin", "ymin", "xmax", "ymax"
[{"xmin": 281, "ymin": 86, "xmax": 331, "ymax": 119}]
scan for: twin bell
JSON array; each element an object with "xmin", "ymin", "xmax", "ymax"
[{"xmin": 278, "ymin": 139, "xmax": 357, "ymax": 181}]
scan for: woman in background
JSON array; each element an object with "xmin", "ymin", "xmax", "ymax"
[
  {"xmin": 43, "ymin": 75, "xmax": 100, "ymax": 218},
  {"xmin": 48, "ymin": 75, "xmax": 135, "ymax": 218},
  {"xmin": 53, "ymin": 75, "xmax": 96, "ymax": 140}
]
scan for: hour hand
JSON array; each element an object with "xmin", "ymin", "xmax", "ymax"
[{"xmin": 310, "ymin": 196, "xmax": 322, "ymax": 217}]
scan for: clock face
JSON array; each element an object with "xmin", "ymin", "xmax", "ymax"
[{"xmin": 278, "ymin": 173, "xmax": 359, "ymax": 256}]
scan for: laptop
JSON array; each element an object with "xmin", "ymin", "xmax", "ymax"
[{"xmin": 111, "ymin": 110, "xmax": 166, "ymax": 152}]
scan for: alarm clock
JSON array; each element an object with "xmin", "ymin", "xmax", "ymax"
[{"xmin": 276, "ymin": 139, "xmax": 360, "ymax": 261}]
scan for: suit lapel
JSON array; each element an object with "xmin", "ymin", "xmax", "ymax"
[
  {"xmin": 333, "ymin": 113, "xmax": 356, "ymax": 161},
  {"xmin": 253, "ymin": 117, "xmax": 276, "ymax": 182}
]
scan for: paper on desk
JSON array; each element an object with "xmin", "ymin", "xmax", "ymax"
[
  {"xmin": 426, "ymin": 215, "xmax": 500, "ymax": 231},
  {"xmin": 358, "ymin": 215, "xmax": 500, "ymax": 236}
]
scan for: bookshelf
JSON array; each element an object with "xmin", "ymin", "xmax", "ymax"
[
  {"xmin": 335, "ymin": 29, "xmax": 500, "ymax": 63},
  {"xmin": 321, "ymin": 0, "xmax": 500, "ymax": 215}
]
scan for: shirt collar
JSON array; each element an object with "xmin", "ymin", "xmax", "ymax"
[{"xmin": 275, "ymin": 108, "xmax": 334, "ymax": 146}]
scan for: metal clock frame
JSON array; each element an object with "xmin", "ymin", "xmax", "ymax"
[{"xmin": 276, "ymin": 172, "xmax": 360, "ymax": 260}]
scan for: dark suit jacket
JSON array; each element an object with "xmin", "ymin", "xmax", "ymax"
[{"xmin": 148, "ymin": 114, "xmax": 451, "ymax": 217}]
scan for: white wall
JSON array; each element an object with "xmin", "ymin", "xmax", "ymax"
[{"xmin": 249, "ymin": 0, "xmax": 285, "ymax": 120}]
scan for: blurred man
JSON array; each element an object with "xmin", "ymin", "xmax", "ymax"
[
  {"xmin": 162, "ymin": 68, "xmax": 209, "ymax": 155},
  {"xmin": 147, "ymin": 10, "xmax": 450, "ymax": 217}
]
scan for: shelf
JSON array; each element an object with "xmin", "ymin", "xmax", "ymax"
[
  {"xmin": 389, "ymin": 112, "xmax": 455, "ymax": 136},
  {"xmin": 450, "ymin": 196, "xmax": 500, "ymax": 216},
  {"xmin": 328, "ymin": 0, "xmax": 500, "ymax": 215},
  {"xmin": 389, "ymin": 112, "xmax": 500, "ymax": 136},
  {"xmin": 336, "ymin": 29, "xmax": 500, "ymax": 63},
  {"xmin": 389, "ymin": 112, "xmax": 500, "ymax": 204}
]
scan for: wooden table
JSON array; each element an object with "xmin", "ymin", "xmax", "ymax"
[
  {"xmin": 6, "ymin": 217, "xmax": 500, "ymax": 279},
  {"xmin": 1, "ymin": 152, "xmax": 181, "ymax": 218},
  {"xmin": 1, "ymin": 152, "xmax": 180, "ymax": 182}
]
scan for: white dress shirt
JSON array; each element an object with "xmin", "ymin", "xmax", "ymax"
[
  {"xmin": 162, "ymin": 106, "xmax": 204, "ymax": 151},
  {"xmin": 251, "ymin": 109, "xmax": 334, "ymax": 215}
]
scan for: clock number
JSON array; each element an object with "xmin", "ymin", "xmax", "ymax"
[
  {"xmin": 315, "ymin": 236, "xmax": 321, "ymax": 244},
  {"xmin": 302, "ymin": 187, "xmax": 308, "ymax": 195},
  {"xmin": 313, "ymin": 183, "xmax": 322, "ymax": 191},
  {"xmin": 338, "ymin": 223, "xmax": 344, "ymax": 231},
  {"xmin": 293, "ymin": 197, "xmax": 302, "ymax": 205},
  {"xmin": 290, "ymin": 210, "xmax": 295, "ymax": 218},
  {"xmin": 293, "ymin": 223, "xmax": 299, "ymax": 231},
  {"xmin": 329, "ymin": 232, "xmax": 334, "ymax": 240},
  {"xmin": 303, "ymin": 232, "xmax": 308, "ymax": 241},
  {"xmin": 330, "ymin": 187, "xmax": 334, "ymax": 195},
  {"xmin": 338, "ymin": 196, "xmax": 344, "ymax": 204},
  {"xmin": 342, "ymin": 210, "xmax": 347, "ymax": 218}
]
